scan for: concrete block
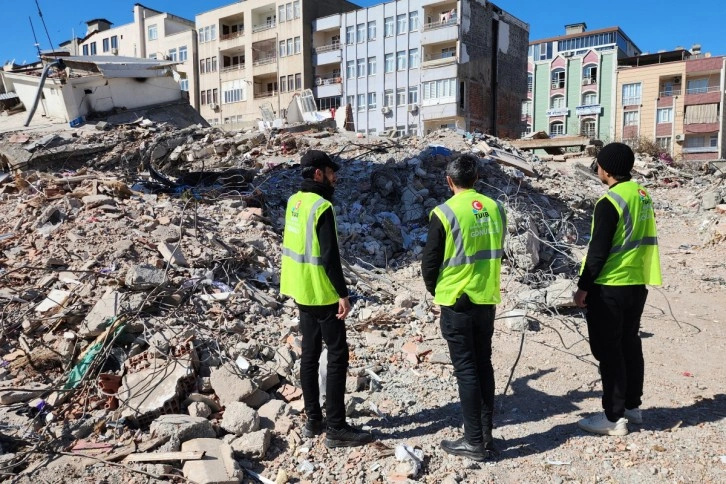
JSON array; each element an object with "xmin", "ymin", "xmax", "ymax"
[
  {"xmin": 79, "ymin": 289, "xmax": 120, "ymax": 337},
  {"xmin": 149, "ymin": 415, "xmax": 216, "ymax": 447},
  {"xmin": 125, "ymin": 264, "xmax": 166, "ymax": 289},
  {"xmin": 257, "ymin": 399, "xmax": 288, "ymax": 430},
  {"xmin": 82, "ymin": 194, "xmax": 116, "ymax": 208},
  {"xmin": 500, "ymin": 308, "xmax": 529, "ymax": 331},
  {"xmin": 243, "ymin": 388, "xmax": 270, "ymax": 409},
  {"xmin": 221, "ymin": 402, "xmax": 259, "ymax": 436},
  {"xmin": 230, "ymin": 429, "xmax": 271, "ymax": 458},
  {"xmin": 188, "ymin": 401, "xmax": 212, "ymax": 419},
  {"xmin": 210, "ymin": 363, "xmax": 256, "ymax": 407},
  {"xmin": 157, "ymin": 242, "xmax": 188, "ymax": 267},
  {"xmin": 182, "ymin": 438, "xmax": 241, "ymax": 484},
  {"xmin": 545, "ymin": 279, "xmax": 579, "ymax": 308}
]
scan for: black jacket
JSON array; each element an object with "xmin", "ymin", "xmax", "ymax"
[{"xmin": 577, "ymin": 183, "xmax": 621, "ymax": 291}]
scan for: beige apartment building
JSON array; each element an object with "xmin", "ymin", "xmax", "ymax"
[
  {"xmin": 615, "ymin": 46, "xmax": 725, "ymax": 161},
  {"xmin": 195, "ymin": 0, "xmax": 358, "ymax": 126},
  {"xmin": 76, "ymin": 4, "xmax": 199, "ymax": 107}
]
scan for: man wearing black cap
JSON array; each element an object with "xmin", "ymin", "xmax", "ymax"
[
  {"xmin": 574, "ymin": 142, "xmax": 662, "ymax": 436},
  {"xmin": 280, "ymin": 149, "xmax": 373, "ymax": 448}
]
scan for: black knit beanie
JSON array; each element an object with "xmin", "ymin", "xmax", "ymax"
[{"xmin": 596, "ymin": 142, "xmax": 634, "ymax": 176}]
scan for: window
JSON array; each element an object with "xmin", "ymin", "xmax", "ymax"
[
  {"xmin": 368, "ymin": 56, "xmax": 376, "ymax": 75},
  {"xmin": 280, "ymin": 40, "xmax": 287, "ymax": 57},
  {"xmin": 148, "ymin": 25, "xmax": 158, "ymax": 41},
  {"xmin": 357, "ymin": 94, "xmax": 365, "ymax": 112},
  {"xmin": 346, "ymin": 60, "xmax": 355, "ymax": 78},
  {"xmin": 581, "ymin": 119, "xmax": 596, "ymax": 137},
  {"xmin": 623, "ymin": 111, "xmax": 639, "ymax": 126},
  {"xmin": 293, "ymin": 0, "xmax": 301, "ymax": 18},
  {"xmin": 583, "ymin": 65, "xmax": 597, "ymax": 84},
  {"xmin": 212, "ymin": 57, "xmax": 217, "ymax": 72},
  {"xmin": 550, "ymin": 96, "xmax": 564, "ymax": 109},
  {"xmin": 657, "ymin": 108, "xmax": 673, "ymax": 124},
  {"xmin": 82, "ymin": 44, "xmax": 89, "ymax": 56},
  {"xmin": 357, "ymin": 23, "xmax": 365, "ymax": 43},
  {"xmin": 656, "ymin": 137, "xmax": 672, "ymax": 153},
  {"xmin": 384, "ymin": 17, "xmax": 394, "ymax": 37},
  {"xmin": 212, "ymin": 89, "xmax": 218, "ymax": 104},
  {"xmin": 287, "ymin": 74, "xmax": 293, "ymax": 90},
  {"xmin": 206, "ymin": 58, "xmax": 212, "ymax": 72},
  {"xmin": 295, "ymin": 73, "xmax": 301, "ymax": 90},
  {"xmin": 551, "ymin": 69, "xmax": 565, "ymax": 89},
  {"xmin": 200, "ymin": 59, "xmax": 206, "ymax": 74},
  {"xmin": 90, "ymin": 42, "xmax": 97, "ymax": 55},
  {"xmin": 521, "ymin": 100, "xmax": 532, "ymax": 118},
  {"xmin": 346, "ymin": 26, "xmax": 354, "ymax": 45},
  {"xmin": 168, "ymin": 48, "xmax": 177, "ymax": 61},
  {"xmin": 409, "ymin": 48, "xmax": 419, "ymax": 68},
  {"xmin": 111, "ymin": 36, "xmax": 118, "ymax": 50},
  {"xmin": 385, "ymin": 53, "xmax": 394, "ymax": 73},
  {"xmin": 286, "ymin": 3, "xmax": 293, "ymax": 21},
  {"xmin": 582, "ymin": 92, "xmax": 597, "ymax": 105},
  {"xmin": 280, "ymin": 76, "xmax": 288, "ymax": 92},
  {"xmin": 179, "ymin": 45, "xmax": 187, "ymax": 62},
  {"xmin": 294, "ymin": 36, "xmax": 301, "ymax": 54},
  {"xmin": 347, "ymin": 95, "xmax": 355, "ymax": 107},
  {"xmin": 408, "ymin": 87, "xmax": 418, "ymax": 104},
  {"xmin": 396, "ymin": 88, "xmax": 406, "ymax": 106},
  {"xmin": 357, "ymin": 58, "xmax": 366, "ymax": 77},
  {"xmin": 384, "ymin": 89, "xmax": 394, "ymax": 107},
  {"xmin": 368, "ymin": 21, "xmax": 376, "ymax": 40},
  {"xmin": 409, "ymin": 11, "xmax": 419, "ymax": 31},
  {"xmin": 279, "ymin": 5, "xmax": 286, "ymax": 22},
  {"xmin": 710, "ymin": 134, "xmax": 718, "ymax": 147},
  {"xmin": 422, "ymin": 78, "xmax": 457, "ymax": 100},
  {"xmin": 102, "ymin": 38, "xmax": 109, "ymax": 53},
  {"xmin": 201, "ymin": 90, "xmax": 207, "ymax": 105},
  {"xmin": 180, "ymin": 79, "xmax": 188, "ymax": 91},
  {"xmin": 685, "ymin": 136, "xmax": 704, "ymax": 148},
  {"xmin": 550, "ymin": 121, "xmax": 564, "ymax": 135},
  {"xmin": 287, "ymin": 38, "xmax": 293, "ymax": 56},
  {"xmin": 441, "ymin": 46, "xmax": 456, "ymax": 59},
  {"xmin": 368, "ymin": 92, "xmax": 377, "ymax": 109},
  {"xmin": 408, "ymin": 124, "xmax": 418, "ymax": 136},
  {"xmin": 527, "ymin": 72, "xmax": 533, "ymax": 93},
  {"xmin": 222, "ymin": 79, "xmax": 246, "ymax": 103},
  {"xmin": 396, "ymin": 50, "xmax": 407, "ymax": 70},
  {"xmin": 397, "ymin": 14, "xmax": 407, "ymax": 34},
  {"xmin": 687, "ymin": 78, "xmax": 709, "ymax": 94},
  {"xmin": 622, "ymin": 83, "xmax": 641, "ymax": 105}
]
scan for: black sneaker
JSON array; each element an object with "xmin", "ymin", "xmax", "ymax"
[
  {"xmin": 440, "ymin": 437, "xmax": 488, "ymax": 461},
  {"xmin": 302, "ymin": 419, "xmax": 325, "ymax": 438},
  {"xmin": 325, "ymin": 424, "xmax": 374, "ymax": 448}
]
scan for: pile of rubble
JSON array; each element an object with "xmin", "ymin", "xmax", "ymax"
[{"xmin": 0, "ymin": 117, "xmax": 723, "ymax": 483}]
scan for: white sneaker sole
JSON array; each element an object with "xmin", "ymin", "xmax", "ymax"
[{"xmin": 577, "ymin": 420, "xmax": 628, "ymax": 436}]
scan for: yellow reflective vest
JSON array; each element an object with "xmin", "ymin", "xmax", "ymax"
[
  {"xmin": 280, "ymin": 192, "xmax": 340, "ymax": 305},
  {"xmin": 431, "ymin": 189, "xmax": 506, "ymax": 306},
  {"xmin": 582, "ymin": 181, "xmax": 662, "ymax": 286}
]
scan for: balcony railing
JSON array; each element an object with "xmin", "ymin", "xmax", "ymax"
[
  {"xmin": 313, "ymin": 42, "xmax": 341, "ymax": 54},
  {"xmin": 581, "ymin": 78, "xmax": 597, "ymax": 86},
  {"xmin": 686, "ymin": 85, "xmax": 720, "ymax": 95},
  {"xmin": 221, "ymin": 63, "xmax": 246, "ymax": 73},
  {"xmin": 622, "ymin": 97, "xmax": 641, "ymax": 105},
  {"xmin": 422, "ymin": 17, "xmax": 457, "ymax": 31},
  {"xmin": 220, "ymin": 30, "xmax": 244, "ymax": 41},
  {"xmin": 659, "ymin": 89, "xmax": 681, "ymax": 97},
  {"xmin": 315, "ymin": 75, "xmax": 342, "ymax": 85},
  {"xmin": 682, "ymin": 146, "xmax": 718, "ymax": 153},
  {"xmin": 252, "ymin": 56, "xmax": 276, "ymax": 67},
  {"xmin": 424, "ymin": 53, "xmax": 456, "ymax": 62},
  {"xmin": 252, "ymin": 21, "xmax": 276, "ymax": 33},
  {"xmin": 254, "ymin": 90, "xmax": 278, "ymax": 99}
]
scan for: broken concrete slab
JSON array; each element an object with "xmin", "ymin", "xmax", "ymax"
[
  {"xmin": 187, "ymin": 401, "xmax": 212, "ymax": 419},
  {"xmin": 125, "ymin": 264, "xmax": 166, "ymax": 290},
  {"xmin": 488, "ymin": 148, "xmax": 536, "ymax": 177},
  {"xmin": 220, "ymin": 402, "xmax": 259, "ymax": 436},
  {"xmin": 150, "ymin": 414, "xmax": 216, "ymax": 446},
  {"xmin": 544, "ymin": 279, "xmax": 579, "ymax": 308},
  {"xmin": 257, "ymin": 399, "xmax": 288, "ymax": 430},
  {"xmin": 157, "ymin": 242, "xmax": 188, "ymax": 267},
  {"xmin": 209, "ymin": 363, "xmax": 256, "ymax": 407},
  {"xmin": 500, "ymin": 308, "xmax": 529, "ymax": 331},
  {"xmin": 182, "ymin": 438, "xmax": 241, "ymax": 484},
  {"xmin": 34, "ymin": 289, "xmax": 71, "ymax": 314},
  {"xmin": 230, "ymin": 428, "xmax": 271, "ymax": 458},
  {"xmin": 79, "ymin": 289, "xmax": 120, "ymax": 338},
  {"xmin": 81, "ymin": 195, "xmax": 117, "ymax": 208}
]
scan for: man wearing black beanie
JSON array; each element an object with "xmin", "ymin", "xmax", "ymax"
[{"xmin": 574, "ymin": 142, "xmax": 662, "ymax": 436}]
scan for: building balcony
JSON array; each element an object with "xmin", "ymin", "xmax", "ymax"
[
  {"xmin": 421, "ymin": 19, "xmax": 458, "ymax": 45},
  {"xmin": 314, "ymin": 79, "xmax": 343, "ymax": 98},
  {"xmin": 252, "ymin": 21, "xmax": 276, "ymax": 34},
  {"xmin": 684, "ymin": 86, "xmax": 722, "ymax": 105},
  {"xmin": 252, "ymin": 56, "xmax": 277, "ymax": 75},
  {"xmin": 581, "ymin": 78, "xmax": 597, "ymax": 87},
  {"xmin": 313, "ymin": 42, "xmax": 340, "ymax": 54},
  {"xmin": 420, "ymin": 98, "xmax": 459, "ymax": 119},
  {"xmin": 422, "ymin": 53, "xmax": 456, "ymax": 68},
  {"xmin": 221, "ymin": 64, "xmax": 246, "ymax": 80},
  {"xmin": 313, "ymin": 44, "xmax": 342, "ymax": 65},
  {"xmin": 659, "ymin": 89, "xmax": 681, "ymax": 97},
  {"xmin": 682, "ymin": 146, "xmax": 718, "ymax": 154},
  {"xmin": 684, "ymin": 121, "xmax": 719, "ymax": 133},
  {"xmin": 254, "ymin": 89, "xmax": 278, "ymax": 99}
]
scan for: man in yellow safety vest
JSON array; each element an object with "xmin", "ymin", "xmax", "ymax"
[
  {"xmin": 422, "ymin": 154, "xmax": 506, "ymax": 461},
  {"xmin": 280, "ymin": 149, "xmax": 373, "ymax": 448},
  {"xmin": 574, "ymin": 142, "xmax": 662, "ymax": 436}
]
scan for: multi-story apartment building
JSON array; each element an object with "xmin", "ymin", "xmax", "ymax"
[
  {"xmin": 615, "ymin": 46, "xmax": 725, "ymax": 161},
  {"xmin": 195, "ymin": 0, "xmax": 359, "ymax": 127},
  {"xmin": 313, "ymin": 0, "xmax": 528, "ymax": 137},
  {"xmin": 525, "ymin": 23, "xmax": 640, "ymax": 140},
  {"xmin": 76, "ymin": 5, "xmax": 198, "ymax": 107}
]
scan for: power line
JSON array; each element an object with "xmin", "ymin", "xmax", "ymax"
[{"xmin": 35, "ymin": 0, "xmax": 56, "ymax": 58}]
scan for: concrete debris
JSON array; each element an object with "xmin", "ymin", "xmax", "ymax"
[{"xmin": 0, "ymin": 113, "xmax": 721, "ymax": 483}]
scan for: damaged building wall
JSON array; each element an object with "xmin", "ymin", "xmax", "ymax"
[{"xmin": 459, "ymin": 0, "xmax": 528, "ymax": 137}]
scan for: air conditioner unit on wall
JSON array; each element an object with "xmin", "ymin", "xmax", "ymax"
[
  {"xmin": 209, "ymin": 103, "xmax": 218, "ymax": 111},
  {"xmin": 407, "ymin": 104, "xmax": 418, "ymax": 113},
  {"xmin": 675, "ymin": 133, "xmax": 685, "ymax": 142},
  {"xmin": 381, "ymin": 106, "xmax": 391, "ymax": 114},
  {"xmin": 674, "ymin": 76, "xmax": 681, "ymax": 84}
]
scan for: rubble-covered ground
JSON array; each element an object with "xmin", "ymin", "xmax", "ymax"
[{"xmin": 0, "ymin": 115, "xmax": 725, "ymax": 484}]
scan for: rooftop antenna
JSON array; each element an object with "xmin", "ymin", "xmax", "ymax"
[
  {"xmin": 29, "ymin": 16, "xmax": 42, "ymax": 60},
  {"xmin": 34, "ymin": 0, "xmax": 56, "ymax": 59}
]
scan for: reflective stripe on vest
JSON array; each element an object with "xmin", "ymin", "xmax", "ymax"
[
  {"xmin": 281, "ymin": 197, "xmax": 326, "ymax": 265},
  {"xmin": 605, "ymin": 190, "xmax": 659, "ymax": 254},
  {"xmin": 436, "ymin": 202, "xmax": 506, "ymax": 268}
]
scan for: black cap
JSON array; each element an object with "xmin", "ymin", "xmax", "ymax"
[
  {"xmin": 597, "ymin": 142, "xmax": 634, "ymax": 176},
  {"xmin": 300, "ymin": 149, "xmax": 340, "ymax": 172}
]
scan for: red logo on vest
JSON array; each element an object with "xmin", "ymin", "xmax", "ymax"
[{"xmin": 472, "ymin": 200, "xmax": 483, "ymax": 212}]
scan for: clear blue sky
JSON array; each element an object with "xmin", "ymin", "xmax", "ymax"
[{"xmin": 2, "ymin": 0, "xmax": 723, "ymax": 65}]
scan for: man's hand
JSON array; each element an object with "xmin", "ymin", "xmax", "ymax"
[
  {"xmin": 336, "ymin": 297, "xmax": 351, "ymax": 320},
  {"xmin": 574, "ymin": 289, "xmax": 588, "ymax": 308}
]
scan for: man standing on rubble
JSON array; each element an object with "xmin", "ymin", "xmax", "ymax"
[
  {"xmin": 422, "ymin": 154, "xmax": 506, "ymax": 461},
  {"xmin": 280, "ymin": 149, "xmax": 374, "ymax": 448},
  {"xmin": 574, "ymin": 142, "xmax": 662, "ymax": 436}
]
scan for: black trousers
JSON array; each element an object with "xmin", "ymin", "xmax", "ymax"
[
  {"xmin": 439, "ymin": 294, "xmax": 496, "ymax": 445},
  {"xmin": 298, "ymin": 303, "xmax": 348, "ymax": 428},
  {"xmin": 585, "ymin": 284, "xmax": 648, "ymax": 422}
]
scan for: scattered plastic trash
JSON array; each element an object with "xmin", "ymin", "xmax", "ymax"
[
  {"xmin": 236, "ymin": 355, "xmax": 251, "ymax": 372},
  {"xmin": 546, "ymin": 459, "xmax": 572, "ymax": 465},
  {"xmin": 297, "ymin": 460, "xmax": 315, "ymax": 475},
  {"xmin": 394, "ymin": 444, "xmax": 424, "ymax": 477}
]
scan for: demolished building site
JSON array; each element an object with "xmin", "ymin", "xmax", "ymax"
[{"xmin": 0, "ymin": 106, "xmax": 725, "ymax": 483}]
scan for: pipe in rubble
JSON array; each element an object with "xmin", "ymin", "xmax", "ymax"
[{"xmin": 24, "ymin": 59, "xmax": 64, "ymax": 127}]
